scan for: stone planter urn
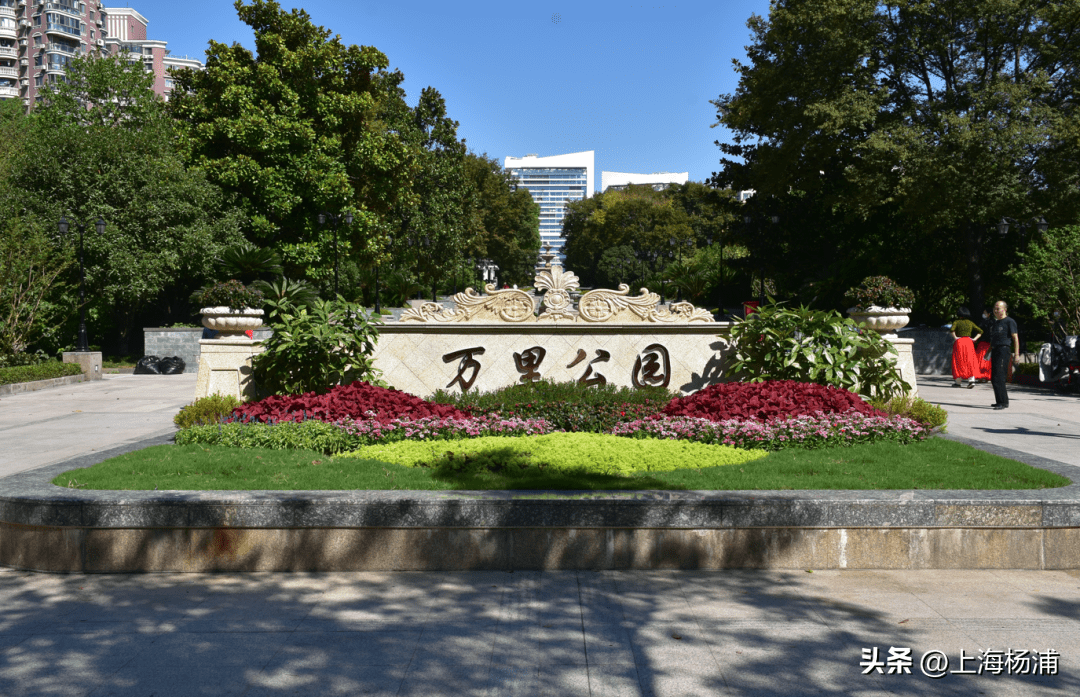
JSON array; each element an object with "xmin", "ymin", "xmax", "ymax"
[
  {"xmin": 200, "ymin": 307, "xmax": 264, "ymax": 337},
  {"xmin": 847, "ymin": 306, "xmax": 911, "ymax": 338}
]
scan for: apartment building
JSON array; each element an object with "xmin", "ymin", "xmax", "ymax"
[
  {"xmin": 0, "ymin": 1, "xmax": 200, "ymax": 109},
  {"xmin": 504, "ymin": 151, "xmax": 595, "ymax": 260}
]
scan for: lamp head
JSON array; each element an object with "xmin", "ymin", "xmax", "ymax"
[
  {"xmin": 58, "ymin": 216, "xmax": 70, "ymax": 235},
  {"xmin": 1036, "ymin": 216, "xmax": 1049, "ymax": 234},
  {"xmin": 95, "ymin": 217, "xmax": 105, "ymax": 235},
  {"xmin": 345, "ymin": 212, "xmax": 354, "ymax": 225},
  {"xmin": 317, "ymin": 212, "xmax": 327, "ymax": 225},
  {"xmin": 997, "ymin": 217, "xmax": 1010, "ymax": 236}
]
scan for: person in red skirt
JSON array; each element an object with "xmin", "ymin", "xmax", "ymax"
[{"xmin": 950, "ymin": 307, "xmax": 983, "ymax": 388}]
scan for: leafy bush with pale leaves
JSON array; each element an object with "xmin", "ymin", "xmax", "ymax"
[{"xmin": 727, "ymin": 300, "xmax": 909, "ymax": 397}]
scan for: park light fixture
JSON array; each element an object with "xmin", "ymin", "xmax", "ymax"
[
  {"xmin": 316, "ymin": 211, "xmax": 354, "ymax": 297},
  {"xmin": 59, "ymin": 215, "xmax": 106, "ymax": 353}
]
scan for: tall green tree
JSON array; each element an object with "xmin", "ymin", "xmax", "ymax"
[
  {"xmin": 168, "ymin": 0, "xmax": 417, "ymax": 280},
  {"xmin": 463, "ymin": 153, "xmax": 541, "ymax": 287},
  {"xmin": 1007, "ymin": 225, "xmax": 1080, "ymax": 337},
  {"xmin": 381, "ymin": 87, "xmax": 479, "ymax": 298},
  {"xmin": 713, "ymin": 0, "xmax": 1080, "ymax": 320},
  {"xmin": 7, "ymin": 54, "xmax": 242, "ymax": 354}
]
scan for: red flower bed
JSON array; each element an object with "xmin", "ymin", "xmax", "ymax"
[
  {"xmin": 662, "ymin": 380, "xmax": 884, "ymax": 422},
  {"xmin": 232, "ymin": 381, "xmax": 469, "ymax": 424}
]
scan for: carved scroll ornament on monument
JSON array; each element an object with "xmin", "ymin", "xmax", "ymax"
[{"xmin": 399, "ymin": 266, "xmax": 715, "ymax": 323}]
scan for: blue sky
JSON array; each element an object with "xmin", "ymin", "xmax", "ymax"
[{"xmin": 132, "ymin": 1, "xmax": 772, "ymax": 191}]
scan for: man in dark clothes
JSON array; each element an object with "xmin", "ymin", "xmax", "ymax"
[{"xmin": 988, "ymin": 300, "xmax": 1020, "ymax": 410}]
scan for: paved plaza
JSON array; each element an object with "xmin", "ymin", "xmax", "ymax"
[{"xmin": 1, "ymin": 373, "xmax": 1078, "ymax": 695}]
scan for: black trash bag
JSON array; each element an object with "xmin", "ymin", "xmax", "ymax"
[
  {"xmin": 157, "ymin": 356, "xmax": 186, "ymax": 375},
  {"xmin": 134, "ymin": 356, "xmax": 161, "ymax": 375}
]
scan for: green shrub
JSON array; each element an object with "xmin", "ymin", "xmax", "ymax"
[
  {"xmin": 869, "ymin": 395, "xmax": 948, "ymax": 430},
  {"xmin": 0, "ymin": 361, "xmax": 83, "ymax": 386},
  {"xmin": 1013, "ymin": 362, "xmax": 1039, "ymax": 376},
  {"xmin": 728, "ymin": 299, "xmax": 909, "ymax": 397},
  {"xmin": 336, "ymin": 433, "xmax": 767, "ymax": 476},
  {"xmin": 176, "ymin": 420, "xmax": 361, "ymax": 454},
  {"xmin": 431, "ymin": 379, "xmax": 674, "ymax": 432},
  {"xmin": 193, "ymin": 279, "xmax": 264, "ymax": 310},
  {"xmin": 251, "ymin": 296, "xmax": 384, "ymax": 396},
  {"xmin": 174, "ymin": 394, "xmax": 243, "ymax": 429},
  {"xmin": 0, "ymin": 349, "xmax": 51, "ymax": 369},
  {"xmin": 844, "ymin": 275, "xmax": 915, "ymax": 309}
]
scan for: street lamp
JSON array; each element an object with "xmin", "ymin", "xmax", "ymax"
[
  {"xmin": 58, "ymin": 215, "xmax": 106, "ymax": 353},
  {"xmin": 707, "ymin": 233, "xmax": 723, "ymax": 316},
  {"xmin": 316, "ymin": 211, "xmax": 353, "ymax": 297},
  {"xmin": 743, "ymin": 214, "xmax": 779, "ymax": 306},
  {"xmin": 668, "ymin": 237, "xmax": 693, "ymax": 303},
  {"xmin": 997, "ymin": 216, "xmax": 1048, "ymax": 254}
]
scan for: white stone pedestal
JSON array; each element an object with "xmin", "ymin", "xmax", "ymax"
[
  {"xmin": 887, "ymin": 336, "xmax": 918, "ymax": 398},
  {"xmin": 194, "ymin": 338, "xmax": 264, "ymax": 401},
  {"xmin": 62, "ymin": 351, "xmax": 102, "ymax": 381}
]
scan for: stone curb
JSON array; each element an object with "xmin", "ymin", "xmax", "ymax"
[{"xmin": 0, "ymin": 374, "xmax": 85, "ymax": 397}]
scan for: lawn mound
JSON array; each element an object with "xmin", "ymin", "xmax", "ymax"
[{"xmin": 337, "ymin": 432, "xmax": 768, "ymax": 475}]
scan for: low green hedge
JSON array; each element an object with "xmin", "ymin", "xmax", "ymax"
[{"xmin": 0, "ymin": 361, "xmax": 84, "ymax": 386}]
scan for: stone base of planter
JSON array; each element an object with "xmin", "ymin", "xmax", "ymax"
[
  {"xmin": 193, "ymin": 338, "xmax": 264, "ymax": 402},
  {"xmin": 62, "ymin": 351, "xmax": 102, "ymax": 381},
  {"xmin": 890, "ymin": 338, "xmax": 918, "ymax": 398}
]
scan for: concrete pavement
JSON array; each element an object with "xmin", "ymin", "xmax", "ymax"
[
  {"xmin": 917, "ymin": 374, "xmax": 1080, "ymax": 471},
  {"xmin": 0, "ymin": 373, "xmax": 195, "ymax": 479},
  {"xmin": 0, "ymin": 567, "xmax": 1078, "ymax": 696}
]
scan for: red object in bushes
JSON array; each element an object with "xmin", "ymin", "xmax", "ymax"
[
  {"xmin": 662, "ymin": 380, "xmax": 884, "ymax": 422},
  {"xmin": 743, "ymin": 301, "xmax": 760, "ymax": 316},
  {"xmin": 232, "ymin": 381, "xmax": 470, "ymax": 424}
]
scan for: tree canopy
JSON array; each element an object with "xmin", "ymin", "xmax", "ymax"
[
  {"xmin": 713, "ymin": 0, "xmax": 1080, "ymax": 319},
  {"xmin": 463, "ymin": 153, "xmax": 541, "ymax": 287},
  {"xmin": 168, "ymin": 0, "xmax": 417, "ymax": 277},
  {"xmin": 6, "ymin": 54, "xmax": 242, "ymax": 354}
]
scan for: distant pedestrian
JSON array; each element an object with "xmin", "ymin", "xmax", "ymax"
[
  {"xmin": 949, "ymin": 307, "xmax": 982, "ymax": 388},
  {"xmin": 987, "ymin": 300, "xmax": 1020, "ymax": 410}
]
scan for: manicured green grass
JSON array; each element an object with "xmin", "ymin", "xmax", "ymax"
[{"xmin": 54, "ymin": 437, "xmax": 1070, "ymax": 491}]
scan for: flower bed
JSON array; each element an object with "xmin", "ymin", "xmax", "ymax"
[
  {"xmin": 662, "ymin": 380, "xmax": 883, "ymax": 422},
  {"xmin": 611, "ymin": 412, "xmax": 930, "ymax": 450},
  {"xmin": 174, "ymin": 378, "xmax": 935, "ymax": 454},
  {"xmin": 232, "ymin": 381, "xmax": 470, "ymax": 424},
  {"xmin": 176, "ymin": 415, "xmax": 555, "ymax": 452}
]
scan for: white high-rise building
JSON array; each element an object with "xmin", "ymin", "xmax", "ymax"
[
  {"xmin": 504, "ymin": 151, "xmax": 594, "ymax": 260},
  {"xmin": 601, "ymin": 171, "xmax": 689, "ymax": 193}
]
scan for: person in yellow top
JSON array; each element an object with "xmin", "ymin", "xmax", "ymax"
[{"xmin": 949, "ymin": 307, "xmax": 983, "ymax": 388}]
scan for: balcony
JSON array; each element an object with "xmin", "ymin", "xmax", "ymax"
[
  {"xmin": 0, "ymin": 46, "xmax": 16, "ymax": 58},
  {"xmin": 0, "ymin": 84, "xmax": 20, "ymax": 98},
  {"xmin": 46, "ymin": 41, "xmax": 78, "ymax": 54},
  {"xmin": 0, "ymin": 7, "xmax": 16, "ymax": 19},
  {"xmin": 0, "ymin": 27, "xmax": 16, "ymax": 41},
  {"xmin": 0, "ymin": 66, "xmax": 16, "ymax": 78}
]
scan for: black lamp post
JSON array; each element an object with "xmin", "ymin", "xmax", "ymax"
[
  {"xmin": 58, "ymin": 216, "xmax": 106, "ymax": 353},
  {"xmin": 997, "ymin": 216, "xmax": 1048, "ymax": 255},
  {"xmin": 707, "ymin": 233, "xmax": 723, "ymax": 315},
  {"xmin": 743, "ymin": 214, "xmax": 779, "ymax": 306},
  {"xmin": 668, "ymin": 237, "xmax": 693, "ymax": 303},
  {"xmin": 316, "ymin": 211, "xmax": 353, "ymax": 297}
]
